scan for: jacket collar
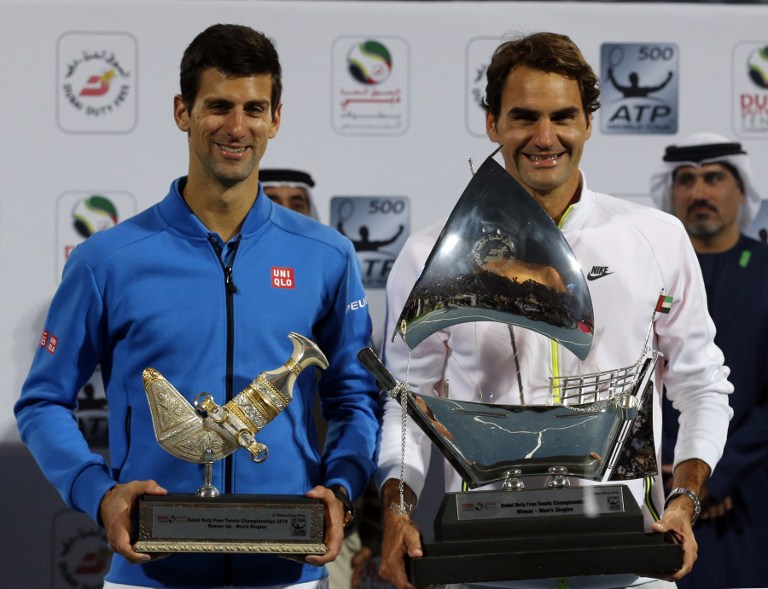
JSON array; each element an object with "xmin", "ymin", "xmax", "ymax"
[
  {"xmin": 558, "ymin": 170, "xmax": 594, "ymax": 232},
  {"xmin": 158, "ymin": 177, "xmax": 272, "ymax": 240}
]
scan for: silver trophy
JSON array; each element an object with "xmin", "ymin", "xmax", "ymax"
[
  {"xmin": 359, "ymin": 154, "xmax": 681, "ymax": 584},
  {"xmin": 133, "ymin": 332, "xmax": 330, "ymax": 554}
]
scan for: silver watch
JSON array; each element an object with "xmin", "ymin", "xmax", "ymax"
[{"xmin": 665, "ymin": 487, "xmax": 702, "ymax": 525}]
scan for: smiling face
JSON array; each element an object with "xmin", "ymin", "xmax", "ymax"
[
  {"xmin": 671, "ymin": 162, "xmax": 744, "ymax": 249},
  {"xmin": 174, "ymin": 68, "xmax": 281, "ymax": 193},
  {"xmin": 486, "ymin": 66, "xmax": 591, "ymax": 221}
]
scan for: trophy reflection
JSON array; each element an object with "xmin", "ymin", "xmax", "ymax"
[
  {"xmin": 132, "ymin": 332, "xmax": 329, "ymax": 554},
  {"xmin": 359, "ymin": 154, "xmax": 682, "ymax": 585}
]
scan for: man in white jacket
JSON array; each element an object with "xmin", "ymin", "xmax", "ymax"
[{"xmin": 376, "ymin": 32, "xmax": 733, "ymax": 589}]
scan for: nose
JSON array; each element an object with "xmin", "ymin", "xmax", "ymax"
[
  {"xmin": 223, "ymin": 108, "xmax": 245, "ymax": 139},
  {"xmin": 690, "ymin": 176, "xmax": 707, "ymax": 200},
  {"xmin": 531, "ymin": 118, "xmax": 555, "ymax": 148}
]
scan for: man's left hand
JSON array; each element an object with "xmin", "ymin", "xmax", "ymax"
[
  {"xmin": 650, "ymin": 497, "xmax": 698, "ymax": 581},
  {"xmin": 304, "ymin": 485, "xmax": 347, "ymax": 566}
]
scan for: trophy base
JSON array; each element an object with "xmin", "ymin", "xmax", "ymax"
[
  {"xmin": 133, "ymin": 493, "xmax": 326, "ymax": 554},
  {"xmin": 408, "ymin": 485, "xmax": 682, "ymax": 585}
]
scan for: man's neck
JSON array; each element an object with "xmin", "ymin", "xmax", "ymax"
[
  {"xmin": 534, "ymin": 181, "xmax": 582, "ymax": 226},
  {"xmin": 182, "ymin": 175, "xmax": 259, "ymax": 242}
]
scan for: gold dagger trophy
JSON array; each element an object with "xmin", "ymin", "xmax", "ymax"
[{"xmin": 133, "ymin": 332, "xmax": 330, "ymax": 554}]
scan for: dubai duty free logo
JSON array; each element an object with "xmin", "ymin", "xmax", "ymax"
[
  {"xmin": 733, "ymin": 42, "xmax": 768, "ymax": 137},
  {"xmin": 332, "ymin": 36, "xmax": 409, "ymax": 135},
  {"xmin": 56, "ymin": 190, "xmax": 136, "ymax": 280},
  {"xmin": 600, "ymin": 43, "xmax": 679, "ymax": 134},
  {"xmin": 52, "ymin": 510, "xmax": 111, "ymax": 589},
  {"xmin": 57, "ymin": 32, "xmax": 138, "ymax": 133}
]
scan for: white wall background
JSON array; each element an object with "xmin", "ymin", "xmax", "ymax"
[{"xmin": 3, "ymin": 1, "xmax": 768, "ymax": 444}]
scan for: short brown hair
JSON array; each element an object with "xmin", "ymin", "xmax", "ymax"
[{"xmin": 483, "ymin": 32, "xmax": 600, "ymax": 120}]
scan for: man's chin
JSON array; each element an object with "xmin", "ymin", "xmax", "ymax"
[
  {"xmin": 214, "ymin": 167, "xmax": 256, "ymax": 188},
  {"xmin": 686, "ymin": 221, "xmax": 722, "ymax": 238}
]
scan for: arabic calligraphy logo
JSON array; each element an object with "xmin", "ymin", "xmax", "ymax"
[
  {"xmin": 72, "ymin": 195, "xmax": 118, "ymax": 238},
  {"xmin": 747, "ymin": 46, "xmax": 768, "ymax": 89},
  {"xmin": 347, "ymin": 40, "xmax": 392, "ymax": 85},
  {"xmin": 62, "ymin": 48, "xmax": 132, "ymax": 117},
  {"xmin": 472, "ymin": 233, "xmax": 516, "ymax": 267}
]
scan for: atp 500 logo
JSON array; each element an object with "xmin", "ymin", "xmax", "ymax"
[
  {"xmin": 600, "ymin": 43, "xmax": 679, "ymax": 135},
  {"xmin": 57, "ymin": 32, "xmax": 138, "ymax": 133}
]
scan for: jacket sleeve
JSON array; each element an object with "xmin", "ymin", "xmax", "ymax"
[
  {"xmin": 375, "ymin": 230, "xmax": 448, "ymax": 501},
  {"xmin": 315, "ymin": 239, "xmax": 380, "ymax": 501},
  {"xmin": 14, "ymin": 250, "xmax": 116, "ymax": 523},
  {"xmin": 653, "ymin": 221, "xmax": 733, "ymax": 474}
]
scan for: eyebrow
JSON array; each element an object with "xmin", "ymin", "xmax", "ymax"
[
  {"xmin": 674, "ymin": 170, "xmax": 728, "ymax": 182},
  {"xmin": 201, "ymin": 97, "xmax": 270, "ymax": 109},
  {"xmin": 507, "ymin": 106, "xmax": 581, "ymax": 119}
]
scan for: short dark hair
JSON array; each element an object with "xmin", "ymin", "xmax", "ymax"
[
  {"xmin": 179, "ymin": 24, "xmax": 282, "ymax": 115},
  {"xmin": 483, "ymin": 32, "xmax": 600, "ymax": 121}
]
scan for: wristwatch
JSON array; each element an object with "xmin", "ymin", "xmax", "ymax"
[
  {"xmin": 329, "ymin": 484, "xmax": 355, "ymax": 527},
  {"xmin": 665, "ymin": 487, "xmax": 702, "ymax": 525}
]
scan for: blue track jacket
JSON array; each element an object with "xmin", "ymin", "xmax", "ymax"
[{"xmin": 15, "ymin": 178, "xmax": 379, "ymax": 587}]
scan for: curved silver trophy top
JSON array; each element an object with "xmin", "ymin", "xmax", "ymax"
[{"xmin": 394, "ymin": 154, "xmax": 594, "ymax": 361}]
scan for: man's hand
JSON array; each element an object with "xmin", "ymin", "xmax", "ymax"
[
  {"xmin": 378, "ymin": 479, "xmax": 422, "ymax": 589},
  {"xmin": 100, "ymin": 480, "xmax": 167, "ymax": 564},
  {"xmin": 651, "ymin": 495, "xmax": 698, "ymax": 581},
  {"xmin": 304, "ymin": 485, "xmax": 347, "ymax": 566},
  {"xmin": 650, "ymin": 458, "xmax": 710, "ymax": 582}
]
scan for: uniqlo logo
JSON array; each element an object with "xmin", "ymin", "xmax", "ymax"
[
  {"xmin": 40, "ymin": 331, "xmax": 59, "ymax": 354},
  {"xmin": 271, "ymin": 267, "xmax": 295, "ymax": 289}
]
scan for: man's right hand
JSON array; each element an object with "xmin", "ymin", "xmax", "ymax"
[
  {"xmin": 378, "ymin": 479, "xmax": 422, "ymax": 589},
  {"xmin": 99, "ymin": 479, "xmax": 167, "ymax": 564}
]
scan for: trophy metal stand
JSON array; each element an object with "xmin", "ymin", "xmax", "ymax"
[
  {"xmin": 358, "ymin": 348, "xmax": 682, "ymax": 587},
  {"xmin": 197, "ymin": 448, "xmax": 220, "ymax": 498}
]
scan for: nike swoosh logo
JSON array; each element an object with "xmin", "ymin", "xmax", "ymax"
[{"xmin": 587, "ymin": 271, "xmax": 614, "ymax": 281}]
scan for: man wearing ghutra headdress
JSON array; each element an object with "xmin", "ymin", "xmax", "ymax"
[{"xmin": 651, "ymin": 133, "xmax": 768, "ymax": 589}]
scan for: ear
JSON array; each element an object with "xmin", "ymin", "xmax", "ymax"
[
  {"xmin": 584, "ymin": 112, "xmax": 593, "ymax": 141},
  {"xmin": 173, "ymin": 95, "xmax": 190, "ymax": 133},
  {"xmin": 268, "ymin": 102, "xmax": 282, "ymax": 140},
  {"xmin": 486, "ymin": 110, "xmax": 500, "ymax": 143}
]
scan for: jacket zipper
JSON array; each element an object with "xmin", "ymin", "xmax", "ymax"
[
  {"xmin": 207, "ymin": 235, "xmax": 240, "ymax": 494},
  {"xmin": 208, "ymin": 234, "xmax": 240, "ymax": 583},
  {"xmin": 551, "ymin": 205, "xmax": 576, "ymax": 403}
]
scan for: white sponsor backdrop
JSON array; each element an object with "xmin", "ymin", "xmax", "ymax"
[{"xmin": 1, "ymin": 1, "xmax": 768, "ymax": 584}]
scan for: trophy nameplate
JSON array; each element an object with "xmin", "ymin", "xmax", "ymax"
[
  {"xmin": 134, "ymin": 332, "xmax": 329, "ymax": 555},
  {"xmin": 133, "ymin": 494, "xmax": 325, "ymax": 554},
  {"xmin": 358, "ymin": 152, "xmax": 682, "ymax": 585}
]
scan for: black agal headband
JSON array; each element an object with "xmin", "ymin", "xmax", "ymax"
[
  {"xmin": 663, "ymin": 142, "xmax": 746, "ymax": 163},
  {"xmin": 259, "ymin": 168, "xmax": 315, "ymax": 187}
]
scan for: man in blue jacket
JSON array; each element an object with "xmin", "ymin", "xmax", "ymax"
[{"xmin": 15, "ymin": 24, "xmax": 379, "ymax": 589}]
